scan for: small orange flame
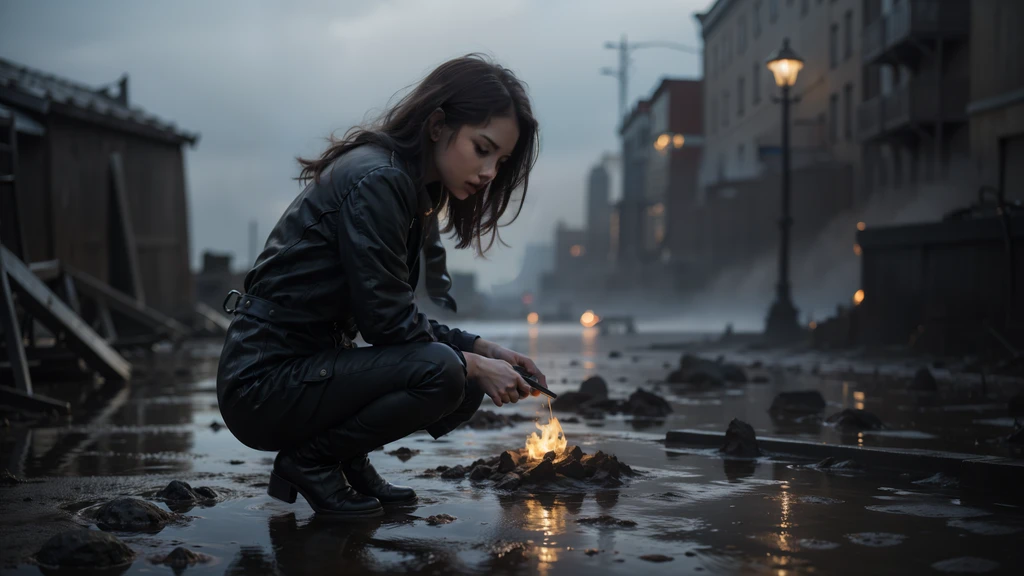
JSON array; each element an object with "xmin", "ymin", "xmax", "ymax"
[{"xmin": 525, "ymin": 401, "xmax": 567, "ymax": 460}]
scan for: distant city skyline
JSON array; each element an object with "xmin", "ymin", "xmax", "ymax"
[{"xmin": 0, "ymin": 0, "xmax": 706, "ymax": 291}]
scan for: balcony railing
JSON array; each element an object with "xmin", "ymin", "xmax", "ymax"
[
  {"xmin": 857, "ymin": 75, "xmax": 967, "ymax": 141},
  {"xmin": 861, "ymin": 0, "xmax": 969, "ymax": 63}
]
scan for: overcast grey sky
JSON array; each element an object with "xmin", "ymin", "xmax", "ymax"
[{"xmin": 0, "ymin": 0, "xmax": 706, "ymax": 291}]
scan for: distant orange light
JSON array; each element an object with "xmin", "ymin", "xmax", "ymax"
[
  {"xmin": 521, "ymin": 293, "xmax": 534, "ymax": 306},
  {"xmin": 809, "ymin": 321, "xmax": 818, "ymax": 330},
  {"xmin": 672, "ymin": 134, "xmax": 685, "ymax": 148},
  {"xmin": 857, "ymin": 221, "xmax": 866, "ymax": 231},
  {"xmin": 853, "ymin": 243, "xmax": 862, "ymax": 256},
  {"xmin": 580, "ymin": 310, "xmax": 600, "ymax": 328},
  {"xmin": 853, "ymin": 289, "xmax": 865, "ymax": 306},
  {"xmin": 570, "ymin": 244, "xmax": 585, "ymax": 257},
  {"xmin": 526, "ymin": 312, "xmax": 539, "ymax": 325}
]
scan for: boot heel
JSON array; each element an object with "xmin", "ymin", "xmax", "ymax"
[{"xmin": 268, "ymin": 472, "xmax": 297, "ymax": 503}]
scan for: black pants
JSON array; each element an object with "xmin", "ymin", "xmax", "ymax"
[{"xmin": 217, "ymin": 313, "xmax": 483, "ymax": 461}]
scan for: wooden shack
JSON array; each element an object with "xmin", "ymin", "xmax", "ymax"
[{"xmin": 0, "ymin": 57, "xmax": 198, "ymax": 322}]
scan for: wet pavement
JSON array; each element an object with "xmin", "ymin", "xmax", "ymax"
[{"xmin": 1, "ymin": 323, "xmax": 1022, "ymax": 574}]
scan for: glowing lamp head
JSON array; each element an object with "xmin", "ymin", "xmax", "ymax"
[{"xmin": 766, "ymin": 38, "xmax": 804, "ymax": 88}]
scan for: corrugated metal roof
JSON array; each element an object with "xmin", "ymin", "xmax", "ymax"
[{"xmin": 0, "ymin": 57, "xmax": 198, "ymax": 145}]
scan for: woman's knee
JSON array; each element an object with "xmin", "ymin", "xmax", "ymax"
[{"xmin": 415, "ymin": 342, "xmax": 467, "ymax": 410}]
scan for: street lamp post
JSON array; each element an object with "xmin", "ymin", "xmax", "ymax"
[
  {"xmin": 764, "ymin": 38, "xmax": 805, "ymax": 342},
  {"xmin": 601, "ymin": 35, "xmax": 700, "ymax": 127}
]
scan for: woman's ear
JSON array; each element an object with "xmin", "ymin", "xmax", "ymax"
[{"xmin": 428, "ymin": 108, "xmax": 446, "ymax": 142}]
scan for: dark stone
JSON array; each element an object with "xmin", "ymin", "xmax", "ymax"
[
  {"xmin": 826, "ymin": 409, "xmax": 884, "ymax": 431},
  {"xmin": 577, "ymin": 515, "xmax": 637, "ymax": 527},
  {"xmin": 495, "ymin": 473, "xmax": 522, "ymax": 490},
  {"xmin": 561, "ymin": 445, "xmax": 584, "ymax": 462},
  {"xmin": 440, "ymin": 465, "xmax": 467, "ymax": 479},
  {"xmin": 622, "ymin": 388, "xmax": 672, "ymax": 417},
  {"xmin": 523, "ymin": 459, "xmax": 556, "ymax": 483},
  {"xmin": 209, "ymin": 421, "xmax": 223, "ymax": 432},
  {"xmin": 769, "ymin": 391, "xmax": 827, "ymax": 414},
  {"xmin": 470, "ymin": 465, "xmax": 493, "ymax": 481},
  {"xmin": 462, "ymin": 410, "xmax": 533, "ymax": 430},
  {"xmin": 229, "ymin": 460, "xmax": 245, "ymax": 465},
  {"xmin": 640, "ymin": 554, "xmax": 674, "ymax": 562},
  {"xmin": 156, "ymin": 480, "xmax": 217, "ymax": 502},
  {"xmin": 552, "ymin": 391, "xmax": 596, "ymax": 412},
  {"xmin": 425, "ymin": 514, "xmax": 457, "ymax": 526},
  {"xmin": 569, "ymin": 360, "xmax": 581, "ymax": 367},
  {"xmin": 36, "ymin": 529, "xmax": 135, "ymax": 569},
  {"xmin": 584, "ymin": 548, "xmax": 600, "ymax": 556},
  {"xmin": 386, "ymin": 446, "xmax": 421, "ymax": 461},
  {"xmin": 563, "ymin": 417, "xmax": 581, "ymax": 424},
  {"xmin": 554, "ymin": 458, "xmax": 586, "ymax": 480},
  {"xmin": 720, "ymin": 363, "xmax": 748, "ymax": 383},
  {"xmin": 720, "ymin": 418, "xmax": 760, "ymax": 457},
  {"xmin": 498, "ymin": 450, "xmax": 521, "ymax": 473},
  {"xmin": 94, "ymin": 497, "xmax": 174, "ymax": 531},
  {"xmin": 579, "ymin": 376, "xmax": 609, "ymax": 400},
  {"xmin": 609, "ymin": 350, "xmax": 622, "ymax": 358},
  {"xmin": 151, "ymin": 546, "xmax": 212, "ymax": 569},
  {"xmin": 588, "ymin": 398, "xmax": 624, "ymax": 413},
  {"xmin": 910, "ymin": 367, "xmax": 938, "ymax": 391},
  {"xmin": 543, "ymin": 451, "xmax": 557, "ymax": 462}
]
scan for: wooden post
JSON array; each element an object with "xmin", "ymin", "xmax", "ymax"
[{"xmin": 108, "ymin": 153, "xmax": 145, "ymax": 305}]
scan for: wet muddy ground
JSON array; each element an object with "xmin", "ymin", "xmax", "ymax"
[{"xmin": 2, "ymin": 323, "xmax": 1022, "ymax": 574}]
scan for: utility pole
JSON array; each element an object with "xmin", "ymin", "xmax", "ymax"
[{"xmin": 601, "ymin": 35, "xmax": 700, "ymax": 128}]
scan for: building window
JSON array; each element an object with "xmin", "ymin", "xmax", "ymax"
[
  {"xmin": 753, "ymin": 62, "xmax": 761, "ymax": 104},
  {"xmin": 801, "ymin": 0, "xmax": 809, "ymax": 16},
  {"xmin": 738, "ymin": 16, "xmax": 747, "ymax": 54},
  {"xmin": 753, "ymin": 1, "xmax": 762, "ymax": 37},
  {"xmin": 829, "ymin": 24, "xmax": 839, "ymax": 69},
  {"xmin": 829, "ymin": 93, "xmax": 839, "ymax": 143},
  {"xmin": 769, "ymin": 0, "xmax": 779, "ymax": 23},
  {"xmin": 843, "ymin": 10, "xmax": 853, "ymax": 61},
  {"xmin": 738, "ymin": 77, "xmax": 746, "ymax": 117},
  {"xmin": 844, "ymin": 83, "xmax": 854, "ymax": 141},
  {"xmin": 723, "ymin": 91, "xmax": 730, "ymax": 127},
  {"xmin": 738, "ymin": 143, "xmax": 746, "ymax": 167}
]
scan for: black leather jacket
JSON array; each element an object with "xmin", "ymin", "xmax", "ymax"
[{"xmin": 241, "ymin": 144, "xmax": 478, "ymax": 357}]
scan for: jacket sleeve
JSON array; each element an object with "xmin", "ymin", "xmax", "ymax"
[
  {"xmin": 429, "ymin": 320, "xmax": 480, "ymax": 353},
  {"xmin": 336, "ymin": 167, "xmax": 436, "ymax": 346}
]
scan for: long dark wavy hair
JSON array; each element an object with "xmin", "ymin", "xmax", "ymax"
[{"xmin": 297, "ymin": 54, "xmax": 539, "ymax": 255}]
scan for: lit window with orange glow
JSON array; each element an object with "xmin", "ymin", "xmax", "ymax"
[
  {"xmin": 672, "ymin": 134, "xmax": 685, "ymax": 148},
  {"xmin": 570, "ymin": 244, "xmax": 585, "ymax": 257},
  {"xmin": 653, "ymin": 133, "xmax": 670, "ymax": 151},
  {"xmin": 853, "ymin": 289, "xmax": 865, "ymax": 305}
]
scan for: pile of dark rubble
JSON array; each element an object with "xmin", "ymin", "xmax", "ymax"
[
  {"xmin": 552, "ymin": 376, "xmax": 671, "ymax": 419},
  {"xmin": 422, "ymin": 445, "xmax": 638, "ymax": 490},
  {"xmin": 666, "ymin": 354, "xmax": 748, "ymax": 386}
]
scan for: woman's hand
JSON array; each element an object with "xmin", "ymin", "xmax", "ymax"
[
  {"xmin": 473, "ymin": 338, "xmax": 547, "ymax": 397},
  {"xmin": 464, "ymin": 353, "xmax": 534, "ymax": 407}
]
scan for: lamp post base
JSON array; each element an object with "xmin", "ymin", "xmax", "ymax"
[{"xmin": 764, "ymin": 296, "xmax": 802, "ymax": 342}]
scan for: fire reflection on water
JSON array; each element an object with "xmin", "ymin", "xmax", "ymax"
[{"xmin": 523, "ymin": 498, "xmax": 566, "ymax": 571}]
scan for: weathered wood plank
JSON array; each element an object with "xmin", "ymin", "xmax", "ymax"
[
  {"xmin": 0, "ymin": 247, "xmax": 32, "ymax": 395},
  {"xmin": 2, "ymin": 245, "xmax": 130, "ymax": 382}
]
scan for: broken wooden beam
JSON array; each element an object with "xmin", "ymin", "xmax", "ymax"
[
  {"xmin": 2, "ymin": 246, "xmax": 131, "ymax": 383},
  {"xmin": 0, "ymin": 385, "xmax": 70, "ymax": 415}
]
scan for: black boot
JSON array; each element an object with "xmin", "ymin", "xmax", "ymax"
[
  {"xmin": 268, "ymin": 448, "xmax": 383, "ymax": 518},
  {"xmin": 342, "ymin": 454, "xmax": 417, "ymax": 505}
]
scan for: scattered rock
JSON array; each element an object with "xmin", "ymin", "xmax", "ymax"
[
  {"xmin": 640, "ymin": 554, "xmax": 674, "ymax": 562},
  {"xmin": 425, "ymin": 514, "xmax": 457, "ymax": 526},
  {"xmin": 440, "ymin": 465, "xmax": 467, "ymax": 480},
  {"xmin": 609, "ymin": 351, "xmax": 622, "ymax": 358},
  {"xmin": 150, "ymin": 546, "xmax": 212, "ymax": 569},
  {"xmin": 156, "ymin": 480, "xmax": 217, "ymax": 502},
  {"xmin": 470, "ymin": 465, "xmax": 493, "ymax": 481},
  {"xmin": 569, "ymin": 360, "xmax": 580, "ymax": 367},
  {"xmin": 554, "ymin": 458, "xmax": 586, "ymax": 480},
  {"xmin": 577, "ymin": 515, "xmax": 637, "ymax": 527},
  {"xmin": 495, "ymin": 473, "xmax": 522, "ymax": 490},
  {"xmin": 461, "ymin": 410, "xmax": 534, "ymax": 430},
  {"xmin": 386, "ymin": 447, "xmax": 421, "ymax": 461},
  {"xmin": 720, "ymin": 419, "xmax": 760, "ymax": 457},
  {"xmin": 769, "ymin": 391, "xmax": 826, "ymax": 414},
  {"xmin": 826, "ymin": 409, "xmax": 884, "ymax": 431},
  {"xmin": 498, "ymin": 450, "xmax": 521, "ymax": 473},
  {"xmin": 523, "ymin": 459, "xmax": 556, "ymax": 484},
  {"xmin": 579, "ymin": 376, "xmax": 609, "ymax": 400},
  {"xmin": 36, "ymin": 529, "xmax": 135, "ymax": 569},
  {"xmin": 94, "ymin": 498, "xmax": 175, "ymax": 532},
  {"xmin": 622, "ymin": 388, "xmax": 672, "ymax": 417},
  {"xmin": 910, "ymin": 367, "xmax": 938, "ymax": 391},
  {"xmin": 584, "ymin": 548, "xmax": 600, "ymax": 556},
  {"xmin": 559, "ymin": 445, "xmax": 584, "ymax": 463},
  {"xmin": 666, "ymin": 354, "xmax": 748, "ymax": 386},
  {"xmin": 563, "ymin": 417, "xmax": 581, "ymax": 424},
  {"xmin": 209, "ymin": 421, "xmax": 223, "ymax": 432},
  {"xmin": 812, "ymin": 457, "xmax": 864, "ymax": 470}
]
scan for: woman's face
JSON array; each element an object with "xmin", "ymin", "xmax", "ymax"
[{"xmin": 434, "ymin": 115, "xmax": 520, "ymax": 201}]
